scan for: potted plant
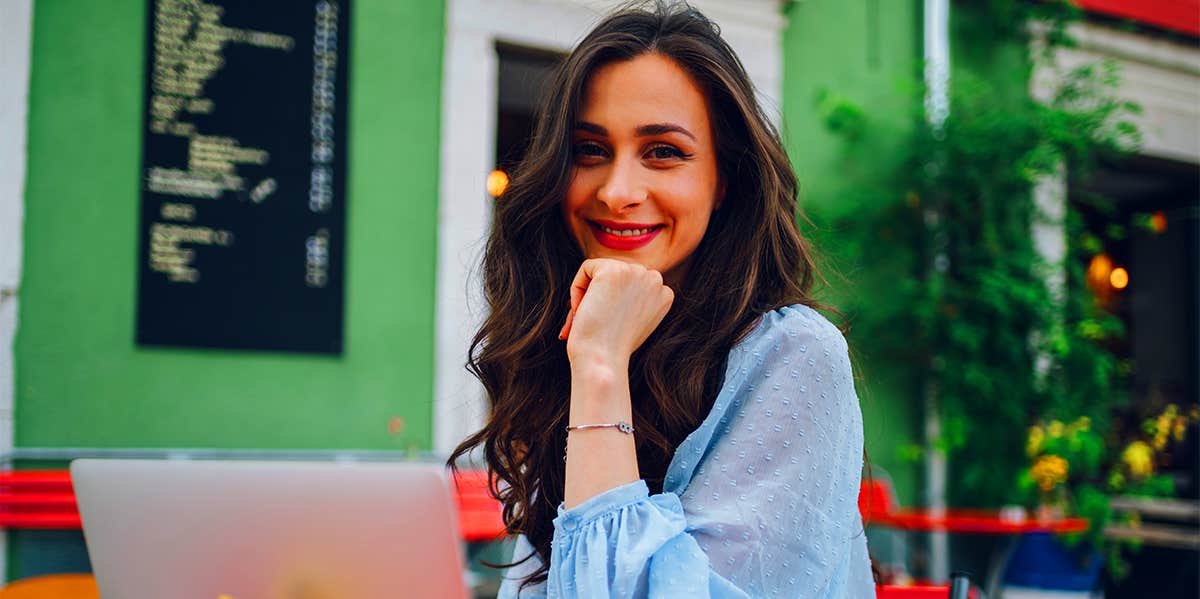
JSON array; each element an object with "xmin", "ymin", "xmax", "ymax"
[{"xmin": 1005, "ymin": 404, "xmax": 1199, "ymax": 592}]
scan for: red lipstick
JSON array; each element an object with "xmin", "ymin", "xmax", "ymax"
[{"xmin": 588, "ymin": 219, "xmax": 664, "ymax": 251}]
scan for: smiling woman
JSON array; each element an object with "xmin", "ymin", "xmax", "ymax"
[
  {"xmin": 562, "ymin": 53, "xmax": 721, "ymax": 288},
  {"xmin": 447, "ymin": 2, "xmax": 875, "ymax": 597}
]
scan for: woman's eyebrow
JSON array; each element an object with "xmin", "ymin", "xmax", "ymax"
[
  {"xmin": 575, "ymin": 121, "xmax": 608, "ymax": 136},
  {"xmin": 574, "ymin": 121, "xmax": 696, "ymax": 142},
  {"xmin": 635, "ymin": 123, "xmax": 696, "ymax": 141}
]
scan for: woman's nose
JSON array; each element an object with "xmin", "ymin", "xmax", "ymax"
[{"xmin": 596, "ymin": 156, "xmax": 647, "ymax": 212}]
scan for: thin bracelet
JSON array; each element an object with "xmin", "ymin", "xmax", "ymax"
[
  {"xmin": 565, "ymin": 421, "xmax": 635, "ymax": 434},
  {"xmin": 564, "ymin": 421, "xmax": 634, "ymax": 462}
]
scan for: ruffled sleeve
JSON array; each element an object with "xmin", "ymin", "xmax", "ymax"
[
  {"xmin": 547, "ymin": 479, "xmax": 724, "ymax": 597},
  {"xmin": 500, "ymin": 304, "xmax": 874, "ymax": 598}
]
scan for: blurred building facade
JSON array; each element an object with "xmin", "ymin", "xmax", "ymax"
[{"xmin": 0, "ymin": 0, "xmax": 1196, "ymax": 584}]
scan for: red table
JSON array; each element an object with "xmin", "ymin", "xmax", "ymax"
[
  {"xmin": 866, "ymin": 506, "xmax": 1089, "ymax": 596},
  {"xmin": 867, "ymin": 508, "xmax": 1088, "ymax": 535}
]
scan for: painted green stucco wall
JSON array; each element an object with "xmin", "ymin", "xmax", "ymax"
[
  {"xmin": 782, "ymin": 0, "xmax": 924, "ymax": 504},
  {"xmin": 17, "ymin": 0, "xmax": 445, "ymax": 452}
]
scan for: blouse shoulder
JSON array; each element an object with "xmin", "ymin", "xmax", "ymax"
[
  {"xmin": 735, "ymin": 303, "xmax": 849, "ymax": 363},
  {"xmin": 662, "ymin": 303, "xmax": 856, "ymax": 494}
]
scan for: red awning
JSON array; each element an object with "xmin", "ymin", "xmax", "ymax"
[{"xmin": 1076, "ymin": 0, "xmax": 1200, "ymax": 37}]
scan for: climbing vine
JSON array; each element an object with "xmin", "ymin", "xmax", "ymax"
[{"xmin": 812, "ymin": 0, "xmax": 1140, "ymax": 523}]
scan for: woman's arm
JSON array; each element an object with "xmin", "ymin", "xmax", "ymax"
[
  {"xmin": 559, "ymin": 258, "xmax": 673, "ymax": 508},
  {"xmin": 564, "ymin": 358, "xmax": 639, "ymax": 507}
]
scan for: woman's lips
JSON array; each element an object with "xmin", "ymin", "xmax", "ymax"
[{"xmin": 587, "ymin": 220, "xmax": 664, "ymax": 251}]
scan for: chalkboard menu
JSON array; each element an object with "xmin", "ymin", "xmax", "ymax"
[{"xmin": 136, "ymin": 0, "xmax": 348, "ymax": 354}]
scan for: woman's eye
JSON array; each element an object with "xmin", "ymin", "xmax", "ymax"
[
  {"xmin": 573, "ymin": 142, "xmax": 607, "ymax": 158},
  {"xmin": 646, "ymin": 144, "xmax": 687, "ymax": 160}
]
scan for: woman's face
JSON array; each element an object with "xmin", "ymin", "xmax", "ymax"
[{"xmin": 562, "ymin": 53, "xmax": 721, "ymax": 288}]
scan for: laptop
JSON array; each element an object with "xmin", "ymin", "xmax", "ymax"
[{"xmin": 70, "ymin": 459, "xmax": 468, "ymax": 599}]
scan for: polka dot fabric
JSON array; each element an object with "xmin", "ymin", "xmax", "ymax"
[{"xmin": 499, "ymin": 305, "xmax": 875, "ymax": 598}]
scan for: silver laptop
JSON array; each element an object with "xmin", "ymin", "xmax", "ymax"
[{"xmin": 71, "ymin": 459, "xmax": 468, "ymax": 599}]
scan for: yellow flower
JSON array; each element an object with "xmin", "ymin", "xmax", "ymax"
[
  {"xmin": 1153, "ymin": 429, "xmax": 1169, "ymax": 451},
  {"xmin": 1027, "ymin": 425, "xmax": 1045, "ymax": 457},
  {"xmin": 1066, "ymin": 416, "xmax": 1091, "ymax": 434},
  {"xmin": 1031, "ymin": 455, "xmax": 1069, "ymax": 492},
  {"xmin": 1122, "ymin": 441, "xmax": 1154, "ymax": 478},
  {"xmin": 1173, "ymin": 417, "xmax": 1188, "ymax": 442},
  {"xmin": 1047, "ymin": 420, "xmax": 1065, "ymax": 438},
  {"xmin": 1150, "ymin": 406, "xmax": 1178, "ymax": 450}
]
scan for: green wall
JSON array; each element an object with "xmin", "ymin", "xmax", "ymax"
[
  {"xmin": 18, "ymin": 0, "xmax": 445, "ymax": 451},
  {"xmin": 781, "ymin": 0, "xmax": 924, "ymax": 504}
]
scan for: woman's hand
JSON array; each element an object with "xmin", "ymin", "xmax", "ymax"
[
  {"xmin": 559, "ymin": 259, "xmax": 669, "ymax": 507},
  {"xmin": 558, "ymin": 258, "xmax": 674, "ymax": 368}
]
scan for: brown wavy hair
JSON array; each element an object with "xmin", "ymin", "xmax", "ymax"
[{"xmin": 448, "ymin": 1, "xmax": 838, "ymax": 589}]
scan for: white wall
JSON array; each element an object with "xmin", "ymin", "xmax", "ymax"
[
  {"xmin": 1033, "ymin": 22, "xmax": 1200, "ymax": 165},
  {"xmin": 0, "ymin": 0, "xmax": 34, "ymax": 583},
  {"xmin": 434, "ymin": 0, "xmax": 787, "ymax": 455}
]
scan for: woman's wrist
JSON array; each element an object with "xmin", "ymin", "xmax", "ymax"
[
  {"xmin": 564, "ymin": 356, "xmax": 638, "ymax": 509},
  {"xmin": 568, "ymin": 350, "xmax": 629, "ymax": 378},
  {"xmin": 568, "ymin": 354, "xmax": 632, "ymax": 420}
]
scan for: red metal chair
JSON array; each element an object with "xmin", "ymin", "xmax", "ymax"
[
  {"xmin": 0, "ymin": 470, "xmax": 80, "ymax": 529},
  {"xmin": 877, "ymin": 586, "xmax": 951, "ymax": 599},
  {"xmin": 877, "ymin": 579, "xmax": 979, "ymax": 598},
  {"xmin": 451, "ymin": 468, "xmax": 506, "ymax": 542},
  {"xmin": 859, "ymin": 475, "xmax": 899, "ymax": 523},
  {"xmin": 878, "ymin": 576, "xmax": 979, "ymax": 599},
  {"xmin": 0, "ymin": 468, "xmax": 510, "ymax": 543}
]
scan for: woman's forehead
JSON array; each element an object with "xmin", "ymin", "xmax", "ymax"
[{"xmin": 578, "ymin": 53, "xmax": 710, "ymax": 138}]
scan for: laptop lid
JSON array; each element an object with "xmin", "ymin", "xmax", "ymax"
[{"xmin": 70, "ymin": 459, "xmax": 468, "ymax": 599}]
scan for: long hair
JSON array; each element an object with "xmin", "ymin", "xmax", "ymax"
[{"xmin": 448, "ymin": 1, "xmax": 836, "ymax": 589}]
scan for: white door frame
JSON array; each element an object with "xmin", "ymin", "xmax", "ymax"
[
  {"xmin": 433, "ymin": 0, "xmax": 787, "ymax": 454},
  {"xmin": 0, "ymin": 0, "xmax": 34, "ymax": 583}
]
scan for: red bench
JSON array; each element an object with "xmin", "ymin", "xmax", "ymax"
[
  {"xmin": 0, "ymin": 468, "xmax": 506, "ymax": 541},
  {"xmin": 0, "ymin": 470, "xmax": 80, "ymax": 529}
]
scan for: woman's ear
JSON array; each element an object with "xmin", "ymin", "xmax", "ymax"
[{"xmin": 715, "ymin": 181, "xmax": 727, "ymax": 211}]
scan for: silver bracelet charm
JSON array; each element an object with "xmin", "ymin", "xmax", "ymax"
[
  {"xmin": 566, "ymin": 421, "xmax": 635, "ymax": 434},
  {"xmin": 564, "ymin": 421, "xmax": 634, "ymax": 461}
]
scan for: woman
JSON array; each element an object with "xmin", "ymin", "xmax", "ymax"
[{"xmin": 449, "ymin": 2, "xmax": 874, "ymax": 597}]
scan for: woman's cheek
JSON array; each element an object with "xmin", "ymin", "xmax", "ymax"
[{"xmin": 561, "ymin": 195, "xmax": 587, "ymax": 249}]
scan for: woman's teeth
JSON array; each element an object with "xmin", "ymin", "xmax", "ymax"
[{"xmin": 599, "ymin": 225, "xmax": 656, "ymax": 236}]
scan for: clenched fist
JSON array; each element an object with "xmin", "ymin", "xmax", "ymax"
[{"xmin": 559, "ymin": 258, "xmax": 675, "ymax": 367}]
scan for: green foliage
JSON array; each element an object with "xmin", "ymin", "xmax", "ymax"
[
  {"xmin": 810, "ymin": 1, "xmax": 1160, "ymax": 581},
  {"xmin": 815, "ymin": 89, "xmax": 868, "ymax": 141},
  {"xmin": 817, "ymin": 56, "xmax": 1139, "ymax": 503},
  {"xmin": 956, "ymin": 0, "xmax": 1082, "ymax": 56}
]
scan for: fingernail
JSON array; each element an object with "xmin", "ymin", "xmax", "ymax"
[{"xmin": 558, "ymin": 310, "xmax": 574, "ymax": 340}]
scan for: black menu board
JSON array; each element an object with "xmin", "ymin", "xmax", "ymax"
[{"xmin": 136, "ymin": 0, "xmax": 348, "ymax": 354}]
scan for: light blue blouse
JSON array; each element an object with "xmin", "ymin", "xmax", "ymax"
[{"xmin": 498, "ymin": 304, "xmax": 875, "ymax": 598}]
